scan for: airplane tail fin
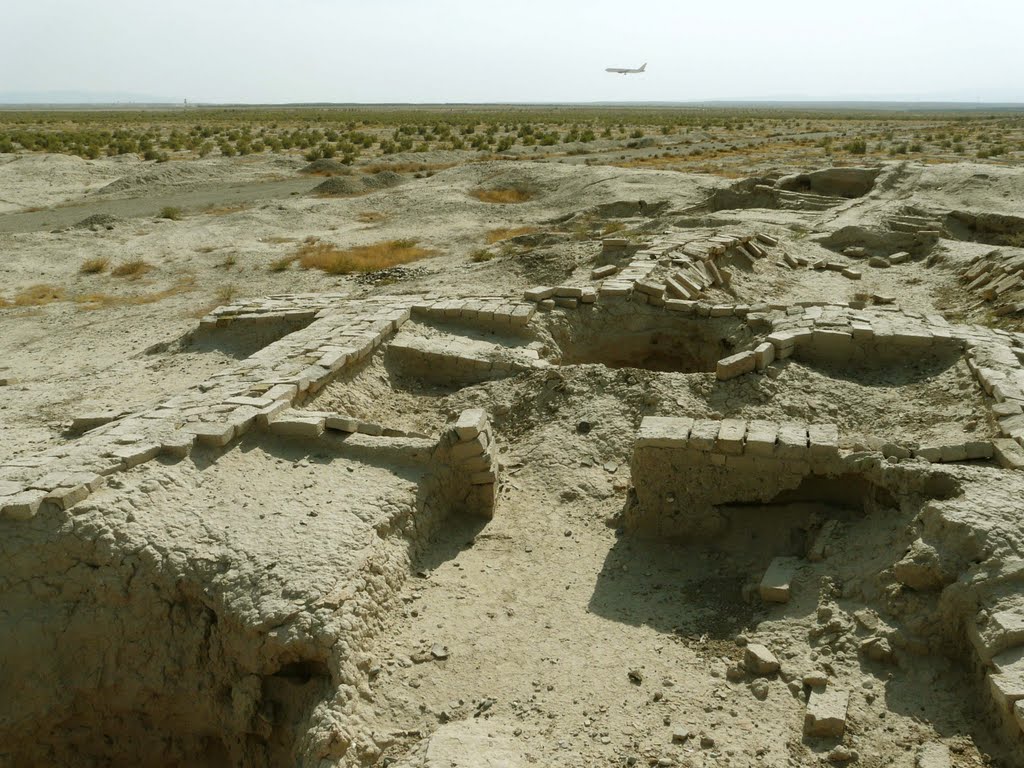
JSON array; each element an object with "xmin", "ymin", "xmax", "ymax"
[{"xmin": 640, "ymin": 63, "xmax": 647, "ymax": 71}]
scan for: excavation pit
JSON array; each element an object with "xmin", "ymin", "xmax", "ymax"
[{"xmin": 545, "ymin": 308, "xmax": 753, "ymax": 374}]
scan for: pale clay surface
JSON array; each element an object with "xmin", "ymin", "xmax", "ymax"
[{"xmin": 1, "ymin": 151, "xmax": 1024, "ymax": 767}]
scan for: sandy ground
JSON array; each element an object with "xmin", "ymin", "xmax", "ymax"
[{"xmin": 2, "ymin": 149, "xmax": 1024, "ymax": 767}]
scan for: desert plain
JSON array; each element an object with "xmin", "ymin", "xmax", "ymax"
[{"xmin": 2, "ymin": 106, "xmax": 1024, "ymax": 767}]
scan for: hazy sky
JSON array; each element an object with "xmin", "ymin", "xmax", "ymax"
[{"xmin": 5, "ymin": 0, "xmax": 1023, "ymax": 103}]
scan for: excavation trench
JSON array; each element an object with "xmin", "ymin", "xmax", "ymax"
[
  {"xmin": 0, "ymin": 422, "xmax": 480, "ymax": 767},
  {"xmin": 545, "ymin": 307, "xmax": 753, "ymax": 373}
]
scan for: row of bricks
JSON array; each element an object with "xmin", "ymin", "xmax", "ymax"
[
  {"xmin": 636, "ymin": 417, "xmax": 839, "ymax": 462},
  {"xmin": 413, "ymin": 301, "xmax": 535, "ymax": 327}
]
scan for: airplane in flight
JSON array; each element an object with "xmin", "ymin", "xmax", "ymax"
[{"xmin": 605, "ymin": 63, "xmax": 647, "ymax": 75}]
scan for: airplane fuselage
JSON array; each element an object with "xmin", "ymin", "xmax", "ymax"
[{"xmin": 605, "ymin": 63, "xmax": 647, "ymax": 75}]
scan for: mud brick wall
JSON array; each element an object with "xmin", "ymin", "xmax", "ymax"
[{"xmin": 628, "ymin": 416, "xmax": 840, "ymax": 539}]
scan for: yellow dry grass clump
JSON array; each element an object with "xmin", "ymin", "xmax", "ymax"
[
  {"xmin": 294, "ymin": 238, "xmax": 435, "ymax": 275},
  {"xmin": 0, "ymin": 278, "xmax": 195, "ymax": 310},
  {"xmin": 471, "ymin": 187, "xmax": 534, "ymax": 204},
  {"xmin": 79, "ymin": 257, "xmax": 110, "ymax": 274},
  {"xmin": 111, "ymin": 259, "xmax": 152, "ymax": 278},
  {"xmin": 485, "ymin": 226, "xmax": 537, "ymax": 244}
]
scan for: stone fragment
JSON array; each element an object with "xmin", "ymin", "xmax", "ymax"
[
  {"xmin": 760, "ymin": 557, "xmax": 801, "ymax": 603},
  {"xmin": 744, "ymin": 644, "xmax": 780, "ymax": 675},
  {"xmin": 804, "ymin": 688, "xmax": 849, "ymax": 737},
  {"xmin": 916, "ymin": 742, "xmax": 951, "ymax": 768}
]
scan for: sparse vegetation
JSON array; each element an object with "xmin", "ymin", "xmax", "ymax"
[
  {"xmin": 268, "ymin": 255, "xmax": 298, "ymax": 272},
  {"xmin": 471, "ymin": 186, "xmax": 535, "ymax": 204},
  {"xmin": 79, "ymin": 257, "xmax": 110, "ymax": 274},
  {"xmin": 159, "ymin": 206, "xmax": 182, "ymax": 221},
  {"xmin": 470, "ymin": 249, "xmax": 495, "ymax": 263},
  {"xmin": 485, "ymin": 226, "xmax": 537, "ymax": 244},
  {"xmin": 356, "ymin": 211, "xmax": 387, "ymax": 224},
  {"xmin": 111, "ymin": 259, "xmax": 152, "ymax": 278},
  {"xmin": 294, "ymin": 238, "xmax": 436, "ymax": 274}
]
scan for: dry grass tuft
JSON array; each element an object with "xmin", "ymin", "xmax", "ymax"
[
  {"xmin": 356, "ymin": 211, "xmax": 387, "ymax": 224},
  {"xmin": 13, "ymin": 284, "xmax": 67, "ymax": 306},
  {"xmin": 111, "ymin": 259, "xmax": 153, "ymax": 278},
  {"xmin": 470, "ymin": 187, "xmax": 535, "ymax": 204},
  {"xmin": 363, "ymin": 162, "xmax": 453, "ymax": 174},
  {"xmin": 485, "ymin": 226, "xmax": 537, "ymax": 244},
  {"xmin": 203, "ymin": 203, "xmax": 249, "ymax": 216},
  {"xmin": 269, "ymin": 255, "xmax": 299, "ymax": 272},
  {"xmin": 159, "ymin": 206, "xmax": 183, "ymax": 221},
  {"xmin": 79, "ymin": 257, "xmax": 110, "ymax": 274},
  {"xmin": 74, "ymin": 278, "xmax": 196, "ymax": 310},
  {"xmin": 295, "ymin": 239, "xmax": 435, "ymax": 275}
]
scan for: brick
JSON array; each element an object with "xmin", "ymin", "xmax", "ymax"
[
  {"xmin": 356, "ymin": 420, "xmax": 384, "ymax": 437},
  {"xmin": 716, "ymin": 419, "xmax": 747, "ymax": 455},
  {"xmin": 591, "ymin": 264, "xmax": 618, "ymax": 279},
  {"xmin": 161, "ymin": 432, "xmax": 195, "ymax": 459},
  {"xmin": 776, "ymin": 423, "xmax": 809, "ymax": 460},
  {"xmin": 554, "ymin": 286, "xmax": 584, "ymax": 299},
  {"xmin": 805, "ymin": 688, "xmax": 849, "ymax": 737},
  {"xmin": 745, "ymin": 421, "xmax": 778, "ymax": 457},
  {"xmin": 680, "ymin": 420, "xmax": 715, "ymax": 452},
  {"xmin": 636, "ymin": 417, "xmax": 693, "ymax": 448},
  {"xmin": 1, "ymin": 490, "xmax": 47, "ymax": 520},
  {"xmin": 990, "ymin": 647, "xmax": 1024, "ymax": 716},
  {"xmin": 760, "ymin": 556, "xmax": 800, "ymax": 603},
  {"xmin": 112, "ymin": 442, "xmax": 162, "ymax": 469},
  {"xmin": 716, "ymin": 351, "xmax": 756, "ymax": 381},
  {"xmin": 44, "ymin": 484, "xmax": 90, "ymax": 511},
  {"xmin": 455, "ymin": 409, "xmax": 488, "ymax": 441},
  {"xmin": 451, "ymin": 433, "xmax": 488, "ymax": 461},
  {"xmin": 269, "ymin": 415, "xmax": 326, "ymax": 439},
  {"xmin": 753, "ymin": 342, "xmax": 775, "ymax": 371},
  {"xmin": 70, "ymin": 412, "xmax": 120, "ymax": 432},
  {"xmin": 808, "ymin": 423, "xmax": 839, "ymax": 462},
  {"xmin": 992, "ymin": 439, "xmax": 1024, "ymax": 470},
  {"xmin": 187, "ymin": 422, "xmax": 236, "ymax": 447},
  {"xmin": 470, "ymin": 469, "xmax": 498, "ymax": 485}
]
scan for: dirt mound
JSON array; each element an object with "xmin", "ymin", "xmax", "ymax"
[
  {"xmin": 299, "ymin": 159, "xmax": 352, "ymax": 176},
  {"xmin": 311, "ymin": 176, "xmax": 365, "ymax": 196},
  {"xmin": 312, "ymin": 170, "xmax": 405, "ymax": 197},
  {"xmin": 72, "ymin": 213, "xmax": 120, "ymax": 229},
  {"xmin": 95, "ymin": 164, "xmax": 214, "ymax": 195},
  {"xmin": 361, "ymin": 170, "xmax": 404, "ymax": 190}
]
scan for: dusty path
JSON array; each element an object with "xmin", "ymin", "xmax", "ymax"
[{"xmin": 0, "ymin": 177, "xmax": 318, "ymax": 233}]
